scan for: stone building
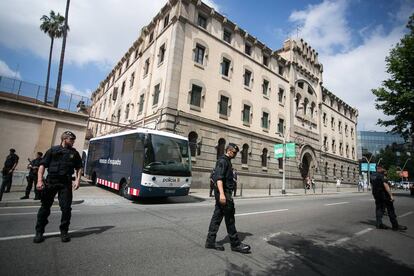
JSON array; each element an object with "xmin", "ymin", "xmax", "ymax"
[{"xmin": 89, "ymin": 0, "xmax": 358, "ymax": 189}]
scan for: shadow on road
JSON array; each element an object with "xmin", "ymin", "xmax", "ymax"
[
  {"xmin": 131, "ymin": 195, "xmax": 205, "ymax": 205},
  {"xmin": 225, "ymin": 232, "xmax": 414, "ymax": 276},
  {"xmin": 217, "ymin": 232, "xmax": 253, "ymax": 246},
  {"xmin": 44, "ymin": 226, "xmax": 114, "ymax": 241}
]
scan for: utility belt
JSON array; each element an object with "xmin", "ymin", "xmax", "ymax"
[{"xmin": 46, "ymin": 175, "xmax": 72, "ymax": 185}]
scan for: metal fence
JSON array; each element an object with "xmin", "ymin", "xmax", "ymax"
[{"xmin": 0, "ymin": 75, "xmax": 90, "ymax": 112}]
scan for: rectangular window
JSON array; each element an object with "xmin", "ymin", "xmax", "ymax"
[
  {"xmin": 262, "ymin": 79, "xmax": 269, "ymax": 95},
  {"xmin": 242, "ymin": 105, "xmax": 251, "ymax": 124},
  {"xmin": 112, "ymin": 88, "xmax": 118, "ymax": 101},
  {"xmin": 263, "ymin": 55, "xmax": 269, "ymax": 66},
  {"xmin": 278, "ymin": 88, "xmax": 284, "ymax": 103},
  {"xmin": 144, "ymin": 58, "xmax": 150, "ymax": 76},
  {"xmin": 223, "ymin": 29, "xmax": 232, "ymax": 43},
  {"xmin": 149, "ymin": 32, "xmax": 154, "ymax": 43},
  {"xmin": 158, "ymin": 44, "xmax": 166, "ymax": 64},
  {"xmin": 245, "ymin": 43, "xmax": 252, "ymax": 55},
  {"xmin": 219, "ymin": 95, "xmax": 229, "ymax": 116},
  {"xmin": 278, "ymin": 65, "xmax": 284, "ymax": 75},
  {"xmin": 244, "ymin": 69, "xmax": 252, "ymax": 87},
  {"xmin": 163, "ymin": 14, "xmax": 169, "ymax": 28},
  {"xmin": 138, "ymin": 94, "xmax": 145, "ymax": 113},
  {"xmin": 121, "ymin": 81, "xmax": 126, "ymax": 95},
  {"xmin": 190, "ymin": 84, "xmax": 202, "ymax": 107},
  {"xmin": 129, "ymin": 72, "xmax": 135, "ymax": 88},
  {"xmin": 221, "ymin": 58, "xmax": 230, "ymax": 77},
  {"xmin": 262, "ymin": 112, "xmax": 269, "ymax": 129},
  {"xmin": 194, "ymin": 44, "xmax": 205, "ymax": 64},
  {"xmin": 278, "ymin": 158, "xmax": 283, "ymax": 170},
  {"xmin": 278, "ymin": 118, "xmax": 284, "ymax": 134},
  {"xmin": 197, "ymin": 14, "xmax": 207, "ymax": 29},
  {"xmin": 153, "ymin": 84, "xmax": 160, "ymax": 105}
]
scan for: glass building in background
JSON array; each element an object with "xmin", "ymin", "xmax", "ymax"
[{"xmin": 357, "ymin": 131, "xmax": 406, "ymax": 159}]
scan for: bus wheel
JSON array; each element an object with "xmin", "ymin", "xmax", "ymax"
[
  {"xmin": 120, "ymin": 180, "xmax": 132, "ymax": 200},
  {"xmin": 91, "ymin": 173, "xmax": 97, "ymax": 186}
]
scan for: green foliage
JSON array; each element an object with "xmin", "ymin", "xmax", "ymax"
[
  {"xmin": 372, "ymin": 14, "xmax": 414, "ymax": 143},
  {"xmin": 40, "ymin": 10, "xmax": 66, "ymax": 39},
  {"xmin": 387, "ymin": 165, "xmax": 400, "ymax": 181}
]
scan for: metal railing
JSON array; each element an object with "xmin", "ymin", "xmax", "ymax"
[{"xmin": 0, "ymin": 75, "xmax": 90, "ymax": 112}]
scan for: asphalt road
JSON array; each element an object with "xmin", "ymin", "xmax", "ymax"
[{"xmin": 0, "ymin": 188, "xmax": 413, "ymax": 276}]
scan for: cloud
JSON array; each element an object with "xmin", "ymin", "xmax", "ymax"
[
  {"xmin": 289, "ymin": 0, "xmax": 351, "ymax": 55},
  {"xmin": 62, "ymin": 83, "xmax": 92, "ymax": 98},
  {"xmin": 287, "ymin": 0, "xmax": 413, "ymax": 131},
  {"xmin": 0, "ymin": 59, "xmax": 22, "ymax": 79}
]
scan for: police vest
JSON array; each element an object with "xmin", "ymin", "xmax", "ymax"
[{"xmin": 48, "ymin": 146, "xmax": 78, "ymax": 177}]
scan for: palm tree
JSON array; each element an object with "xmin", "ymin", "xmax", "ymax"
[{"xmin": 40, "ymin": 10, "xmax": 65, "ymax": 104}]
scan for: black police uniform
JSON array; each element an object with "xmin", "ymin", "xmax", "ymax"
[
  {"xmin": 24, "ymin": 157, "xmax": 42, "ymax": 199},
  {"xmin": 0, "ymin": 152, "xmax": 19, "ymax": 199},
  {"xmin": 206, "ymin": 155, "xmax": 241, "ymax": 247},
  {"xmin": 371, "ymin": 172, "xmax": 398, "ymax": 228},
  {"xmin": 35, "ymin": 145, "xmax": 82, "ymax": 235}
]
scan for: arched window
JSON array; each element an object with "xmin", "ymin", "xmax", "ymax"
[
  {"xmin": 241, "ymin": 144, "xmax": 249, "ymax": 164},
  {"xmin": 295, "ymin": 94, "xmax": 301, "ymax": 112},
  {"xmin": 261, "ymin": 148, "xmax": 268, "ymax": 167},
  {"xmin": 188, "ymin": 132, "xmax": 198, "ymax": 157},
  {"xmin": 216, "ymin": 138, "xmax": 226, "ymax": 160},
  {"xmin": 310, "ymin": 102, "xmax": 316, "ymax": 118},
  {"xmin": 333, "ymin": 164, "xmax": 336, "ymax": 176},
  {"xmin": 303, "ymin": 98, "xmax": 309, "ymax": 115},
  {"xmin": 347, "ymin": 167, "xmax": 350, "ymax": 178}
]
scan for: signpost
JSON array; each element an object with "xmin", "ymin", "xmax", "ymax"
[{"xmin": 274, "ymin": 142, "xmax": 296, "ymax": 194}]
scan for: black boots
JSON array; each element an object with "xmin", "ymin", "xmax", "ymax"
[
  {"xmin": 392, "ymin": 225, "xmax": 408, "ymax": 231},
  {"xmin": 61, "ymin": 232, "xmax": 71, "ymax": 242},
  {"xmin": 20, "ymin": 195, "xmax": 29, "ymax": 200},
  {"xmin": 231, "ymin": 243, "xmax": 251, "ymax": 254},
  {"xmin": 33, "ymin": 232, "xmax": 44, "ymax": 243}
]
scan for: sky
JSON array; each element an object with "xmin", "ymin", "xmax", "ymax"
[{"xmin": 0, "ymin": 0, "xmax": 413, "ymax": 131}]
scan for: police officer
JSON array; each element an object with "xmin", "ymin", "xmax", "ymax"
[
  {"xmin": 0, "ymin": 148, "xmax": 19, "ymax": 201},
  {"xmin": 205, "ymin": 143, "xmax": 251, "ymax": 253},
  {"xmin": 20, "ymin": 152, "xmax": 43, "ymax": 200},
  {"xmin": 33, "ymin": 131, "xmax": 82, "ymax": 243},
  {"xmin": 371, "ymin": 165, "xmax": 407, "ymax": 231}
]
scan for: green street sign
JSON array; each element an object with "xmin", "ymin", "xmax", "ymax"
[
  {"xmin": 274, "ymin": 144, "xmax": 283, "ymax": 159},
  {"xmin": 286, "ymin": 143, "xmax": 296, "ymax": 158}
]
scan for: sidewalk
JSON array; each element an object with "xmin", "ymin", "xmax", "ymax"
[{"xmin": 0, "ymin": 181, "xmax": 366, "ymax": 207}]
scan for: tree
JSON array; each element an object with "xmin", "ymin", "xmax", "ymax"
[
  {"xmin": 54, "ymin": 0, "xmax": 71, "ymax": 108},
  {"xmin": 40, "ymin": 10, "xmax": 65, "ymax": 104},
  {"xmin": 372, "ymin": 14, "xmax": 414, "ymax": 146}
]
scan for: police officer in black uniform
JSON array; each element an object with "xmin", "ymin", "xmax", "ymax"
[
  {"xmin": 0, "ymin": 148, "xmax": 19, "ymax": 201},
  {"xmin": 21, "ymin": 152, "xmax": 43, "ymax": 200},
  {"xmin": 33, "ymin": 131, "xmax": 82, "ymax": 243},
  {"xmin": 371, "ymin": 165, "xmax": 407, "ymax": 231},
  {"xmin": 205, "ymin": 143, "xmax": 251, "ymax": 253}
]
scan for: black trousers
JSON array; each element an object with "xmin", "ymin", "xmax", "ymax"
[
  {"xmin": 375, "ymin": 197, "xmax": 398, "ymax": 228},
  {"xmin": 35, "ymin": 182, "xmax": 73, "ymax": 234},
  {"xmin": 206, "ymin": 190, "xmax": 240, "ymax": 247},
  {"xmin": 25, "ymin": 175, "xmax": 40, "ymax": 198},
  {"xmin": 0, "ymin": 172, "xmax": 13, "ymax": 201}
]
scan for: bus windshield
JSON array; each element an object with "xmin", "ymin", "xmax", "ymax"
[{"xmin": 143, "ymin": 134, "xmax": 191, "ymax": 176}]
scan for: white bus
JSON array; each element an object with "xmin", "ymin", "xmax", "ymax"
[{"xmin": 85, "ymin": 128, "xmax": 192, "ymax": 199}]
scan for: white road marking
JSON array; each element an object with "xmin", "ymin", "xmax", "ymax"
[
  {"xmin": 0, "ymin": 210, "xmax": 80, "ymax": 216},
  {"xmin": 0, "ymin": 227, "xmax": 99, "ymax": 241},
  {"xmin": 329, "ymin": 228, "xmax": 373, "ymax": 246},
  {"xmin": 0, "ymin": 205, "xmax": 60, "ymax": 209},
  {"xmin": 324, "ymin": 202, "xmax": 349, "ymax": 206},
  {"xmin": 236, "ymin": 209, "xmax": 288, "ymax": 217},
  {"xmin": 398, "ymin": 211, "xmax": 413, "ymax": 218}
]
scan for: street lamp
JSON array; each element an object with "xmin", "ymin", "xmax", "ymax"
[
  {"xmin": 362, "ymin": 155, "xmax": 373, "ymax": 190},
  {"xmin": 398, "ymin": 157, "xmax": 412, "ymax": 182}
]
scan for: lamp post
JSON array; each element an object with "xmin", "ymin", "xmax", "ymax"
[
  {"xmin": 399, "ymin": 157, "xmax": 411, "ymax": 182},
  {"xmin": 320, "ymin": 145, "xmax": 326, "ymax": 193},
  {"xmin": 362, "ymin": 155, "xmax": 373, "ymax": 190}
]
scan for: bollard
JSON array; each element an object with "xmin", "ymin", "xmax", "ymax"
[
  {"xmin": 304, "ymin": 185, "xmax": 307, "ymax": 194},
  {"xmin": 321, "ymin": 183, "xmax": 324, "ymax": 193},
  {"xmin": 268, "ymin": 184, "xmax": 271, "ymax": 196},
  {"xmin": 240, "ymin": 183, "xmax": 243, "ymax": 197}
]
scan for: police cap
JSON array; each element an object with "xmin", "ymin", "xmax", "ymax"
[
  {"xmin": 9, "ymin": 148, "xmax": 16, "ymax": 153},
  {"xmin": 227, "ymin": 143, "xmax": 239, "ymax": 152},
  {"xmin": 61, "ymin": 131, "xmax": 76, "ymax": 140}
]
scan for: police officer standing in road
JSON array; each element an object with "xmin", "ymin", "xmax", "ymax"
[
  {"xmin": 0, "ymin": 148, "xmax": 19, "ymax": 201},
  {"xmin": 371, "ymin": 165, "xmax": 407, "ymax": 231},
  {"xmin": 205, "ymin": 143, "xmax": 251, "ymax": 253},
  {"xmin": 33, "ymin": 131, "xmax": 82, "ymax": 243},
  {"xmin": 21, "ymin": 152, "xmax": 43, "ymax": 200}
]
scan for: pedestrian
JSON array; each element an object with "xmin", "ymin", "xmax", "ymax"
[
  {"xmin": 371, "ymin": 165, "xmax": 407, "ymax": 231},
  {"xmin": 33, "ymin": 131, "xmax": 82, "ymax": 243},
  {"xmin": 0, "ymin": 148, "xmax": 19, "ymax": 201},
  {"xmin": 205, "ymin": 143, "xmax": 251, "ymax": 253},
  {"xmin": 336, "ymin": 178, "xmax": 341, "ymax": 192},
  {"xmin": 20, "ymin": 152, "xmax": 43, "ymax": 200},
  {"xmin": 311, "ymin": 177, "xmax": 316, "ymax": 193}
]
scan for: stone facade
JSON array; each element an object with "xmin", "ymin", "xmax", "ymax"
[{"xmin": 89, "ymin": 0, "xmax": 359, "ymax": 189}]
